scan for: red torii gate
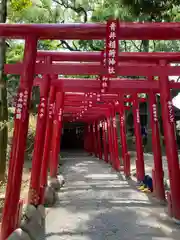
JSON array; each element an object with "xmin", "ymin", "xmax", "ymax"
[
  {"xmin": 35, "ymin": 73, "xmax": 154, "ymax": 179},
  {"xmin": 3, "ymin": 61, "xmax": 180, "ymax": 236},
  {"xmin": 31, "ymin": 58, "xmax": 180, "ymax": 210},
  {"xmin": 33, "ymin": 74, "xmax": 150, "ymax": 182},
  {"xmin": 2, "ymin": 61, "xmax": 180, "ymax": 236},
  {"xmin": 34, "ymin": 50, "xmax": 180, "ymax": 210},
  {"xmin": 1, "ymin": 22, "xmax": 180, "ymax": 239}
]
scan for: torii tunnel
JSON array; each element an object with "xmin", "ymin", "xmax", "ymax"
[{"xmin": 1, "ymin": 21, "xmax": 180, "ymax": 238}]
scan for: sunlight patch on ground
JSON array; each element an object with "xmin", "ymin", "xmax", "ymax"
[
  {"xmin": 151, "ymin": 238, "xmax": 174, "ymax": 240},
  {"xmin": 135, "ymin": 209, "xmax": 175, "ymax": 236},
  {"xmin": 109, "ymin": 199, "xmax": 150, "ymax": 204},
  {"xmin": 85, "ymin": 174, "xmax": 120, "ymax": 180}
]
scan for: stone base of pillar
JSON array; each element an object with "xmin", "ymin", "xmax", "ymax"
[
  {"xmin": 49, "ymin": 174, "xmax": 65, "ymax": 191},
  {"xmin": 21, "ymin": 204, "xmax": 42, "ymax": 227},
  {"xmin": 6, "ymin": 174, "xmax": 65, "ymax": 239},
  {"xmin": 20, "ymin": 204, "xmax": 45, "ymax": 240},
  {"xmin": 43, "ymin": 186, "xmax": 56, "ymax": 206},
  {"xmin": 37, "ymin": 205, "xmax": 46, "ymax": 219},
  {"xmin": 7, "ymin": 228, "xmax": 31, "ymax": 240},
  {"xmin": 21, "ymin": 218, "xmax": 44, "ymax": 240}
]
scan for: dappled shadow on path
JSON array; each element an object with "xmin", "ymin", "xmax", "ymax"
[
  {"xmin": 38, "ymin": 154, "xmax": 180, "ymax": 240},
  {"xmin": 45, "ymin": 209, "xmax": 177, "ymax": 239}
]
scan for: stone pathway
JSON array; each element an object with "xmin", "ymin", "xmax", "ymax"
[{"xmin": 38, "ymin": 153, "xmax": 180, "ymax": 240}]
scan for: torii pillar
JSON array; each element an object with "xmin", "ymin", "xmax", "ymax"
[
  {"xmin": 132, "ymin": 94, "xmax": 145, "ymax": 183},
  {"xmin": 28, "ymin": 60, "xmax": 51, "ymax": 206},
  {"xmin": 49, "ymin": 91, "xmax": 64, "ymax": 180},
  {"xmin": 1, "ymin": 37, "xmax": 37, "ymax": 240},
  {"xmin": 159, "ymin": 60, "xmax": 180, "ymax": 221},
  {"xmin": 40, "ymin": 85, "xmax": 56, "ymax": 203}
]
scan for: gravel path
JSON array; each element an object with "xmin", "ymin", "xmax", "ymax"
[{"xmin": 39, "ymin": 152, "xmax": 180, "ymax": 240}]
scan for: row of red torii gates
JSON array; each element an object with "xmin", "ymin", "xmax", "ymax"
[{"xmin": 1, "ymin": 20, "xmax": 180, "ymax": 239}]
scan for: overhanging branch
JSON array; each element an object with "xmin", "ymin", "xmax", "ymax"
[
  {"xmin": 52, "ymin": 0, "xmax": 89, "ymax": 51},
  {"xmin": 130, "ymin": 40, "xmax": 143, "ymax": 52},
  {"xmin": 58, "ymin": 40, "xmax": 80, "ymax": 51},
  {"xmin": 52, "ymin": 0, "xmax": 88, "ymax": 22}
]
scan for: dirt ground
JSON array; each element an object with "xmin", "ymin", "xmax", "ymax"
[{"xmin": 0, "ymin": 159, "xmax": 32, "ymax": 220}]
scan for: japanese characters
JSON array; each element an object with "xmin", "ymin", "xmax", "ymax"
[{"xmin": 106, "ymin": 20, "xmax": 119, "ymax": 77}]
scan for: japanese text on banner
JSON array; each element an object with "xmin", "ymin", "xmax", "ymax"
[
  {"xmin": 167, "ymin": 101, "xmax": 174, "ymax": 123},
  {"xmin": 100, "ymin": 50, "xmax": 109, "ymax": 93},
  {"xmin": 15, "ymin": 89, "xmax": 29, "ymax": 120},
  {"xmin": 39, "ymin": 97, "xmax": 46, "ymax": 119},
  {"xmin": 106, "ymin": 20, "xmax": 119, "ymax": 77}
]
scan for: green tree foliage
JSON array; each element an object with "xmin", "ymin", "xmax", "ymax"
[
  {"xmin": 0, "ymin": 0, "xmax": 8, "ymax": 181},
  {"xmin": 6, "ymin": 42, "xmax": 24, "ymax": 106},
  {"xmin": 121, "ymin": 0, "xmax": 180, "ymax": 21},
  {"xmin": 10, "ymin": 0, "xmax": 32, "ymax": 12}
]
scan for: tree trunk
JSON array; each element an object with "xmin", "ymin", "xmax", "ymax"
[{"xmin": 0, "ymin": 0, "xmax": 8, "ymax": 181}]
